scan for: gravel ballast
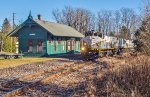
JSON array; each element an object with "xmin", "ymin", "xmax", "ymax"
[
  {"xmin": 19, "ymin": 61, "xmax": 106, "ymax": 97},
  {"xmin": 0, "ymin": 58, "xmax": 74, "ymax": 83}
]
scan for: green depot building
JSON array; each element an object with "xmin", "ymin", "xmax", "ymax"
[{"xmin": 8, "ymin": 13, "xmax": 84, "ymax": 56}]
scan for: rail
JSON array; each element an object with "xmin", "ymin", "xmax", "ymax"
[{"xmin": 0, "ymin": 61, "xmax": 87, "ymax": 97}]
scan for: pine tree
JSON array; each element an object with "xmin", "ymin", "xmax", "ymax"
[
  {"xmin": 119, "ymin": 26, "xmax": 130, "ymax": 39},
  {"xmin": 0, "ymin": 32, "xmax": 6, "ymax": 52},
  {"xmin": 2, "ymin": 18, "xmax": 12, "ymax": 33},
  {"xmin": 136, "ymin": 0, "xmax": 150, "ymax": 56},
  {"xmin": 3, "ymin": 35, "xmax": 11, "ymax": 52},
  {"xmin": 1, "ymin": 18, "xmax": 16, "ymax": 53},
  {"xmin": 133, "ymin": 17, "xmax": 150, "ymax": 56},
  {"xmin": 139, "ymin": 17, "xmax": 150, "ymax": 56},
  {"xmin": 133, "ymin": 29, "xmax": 143, "ymax": 52},
  {"xmin": 109, "ymin": 31, "xmax": 115, "ymax": 36},
  {"xmin": 0, "ymin": 32, "xmax": 3, "ymax": 52}
]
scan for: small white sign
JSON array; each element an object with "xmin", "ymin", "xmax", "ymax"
[{"xmin": 29, "ymin": 33, "xmax": 35, "ymax": 36}]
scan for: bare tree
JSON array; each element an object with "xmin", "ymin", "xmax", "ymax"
[
  {"xmin": 52, "ymin": 9, "xmax": 62, "ymax": 23},
  {"xmin": 97, "ymin": 10, "xmax": 113, "ymax": 35},
  {"xmin": 62, "ymin": 6, "xmax": 75, "ymax": 26},
  {"xmin": 52, "ymin": 6, "xmax": 95, "ymax": 34},
  {"xmin": 52, "ymin": 6, "xmax": 140, "ymax": 37},
  {"xmin": 143, "ymin": 0, "xmax": 150, "ymax": 17},
  {"xmin": 114, "ymin": 10, "xmax": 121, "ymax": 33}
]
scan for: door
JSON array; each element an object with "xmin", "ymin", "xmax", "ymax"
[
  {"xmin": 67, "ymin": 40, "xmax": 71, "ymax": 51},
  {"xmin": 54, "ymin": 40, "xmax": 57, "ymax": 52}
]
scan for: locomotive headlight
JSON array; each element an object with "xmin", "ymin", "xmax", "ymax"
[{"xmin": 81, "ymin": 47, "xmax": 85, "ymax": 51}]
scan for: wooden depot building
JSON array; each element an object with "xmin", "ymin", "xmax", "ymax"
[{"xmin": 8, "ymin": 13, "xmax": 84, "ymax": 56}]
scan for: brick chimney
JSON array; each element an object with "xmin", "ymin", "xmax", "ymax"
[{"xmin": 37, "ymin": 14, "xmax": 41, "ymax": 20}]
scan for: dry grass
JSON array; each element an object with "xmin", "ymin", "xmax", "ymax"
[
  {"xmin": 74, "ymin": 56, "xmax": 150, "ymax": 97},
  {"xmin": 106, "ymin": 56, "xmax": 150, "ymax": 97},
  {"xmin": 0, "ymin": 57, "xmax": 57, "ymax": 69}
]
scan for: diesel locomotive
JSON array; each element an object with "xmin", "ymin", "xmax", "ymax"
[{"xmin": 80, "ymin": 31, "xmax": 134, "ymax": 60}]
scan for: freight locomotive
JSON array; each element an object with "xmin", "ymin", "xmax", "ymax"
[{"xmin": 80, "ymin": 31, "xmax": 134, "ymax": 60}]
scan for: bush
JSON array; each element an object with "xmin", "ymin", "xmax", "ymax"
[
  {"xmin": 106, "ymin": 56, "xmax": 150, "ymax": 97},
  {"xmin": 71, "ymin": 56, "xmax": 150, "ymax": 97}
]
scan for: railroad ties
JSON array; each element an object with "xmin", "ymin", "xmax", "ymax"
[{"xmin": 0, "ymin": 61, "xmax": 87, "ymax": 97}]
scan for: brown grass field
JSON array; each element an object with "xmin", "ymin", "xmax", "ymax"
[{"xmin": 0, "ymin": 57, "xmax": 56, "ymax": 69}]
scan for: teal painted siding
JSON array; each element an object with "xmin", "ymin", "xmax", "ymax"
[
  {"xmin": 17, "ymin": 19, "xmax": 81, "ymax": 56},
  {"xmin": 18, "ymin": 20, "xmax": 47, "ymax": 56},
  {"xmin": 47, "ymin": 39, "xmax": 67, "ymax": 55},
  {"xmin": 47, "ymin": 41, "xmax": 54, "ymax": 54},
  {"xmin": 47, "ymin": 36, "xmax": 81, "ymax": 55}
]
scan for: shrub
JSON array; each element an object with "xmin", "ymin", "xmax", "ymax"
[{"xmin": 106, "ymin": 56, "xmax": 150, "ymax": 97}]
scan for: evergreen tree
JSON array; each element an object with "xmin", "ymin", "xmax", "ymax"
[
  {"xmin": 133, "ymin": 17, "xmax": 150, "ymax": 56},
  {"xmin": 3, "ymin": 35, "xmax": 11, "ymax": 52},
  {"xmin": 139, "ymin": 17, "xmax": 150, "ymax": 56},
  {"xmin": 1, "ymin": 18, "xmax": 12, "ymax": 33},
  {"xmin": 109, "ymin": 31, "xmax": 115, "ymax": 36},
  {"xmin": 119, "ymin": 26, "xmax": 130, "ymax": 39},
  {"xmin": 1, "ymin": 18, "xmax": 16, "ymax": 53},
  {"xmin": 0, "ymin": 32, "xmax": 3, "ymax": 52},
  {"xmin": 0, "ymin": 32, "xmax": 6, "ymax": 52},
  {"xmin": 133, "ymin": 29, "xmax": 143, "ymax": 52}
]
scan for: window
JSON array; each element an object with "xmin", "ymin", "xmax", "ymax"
[
  {"xmin": 71, "ymin": 40, "xmax": 75, "ymax": 50},
  {"xmin": 58, "ymin": 38, "xmax": 61, "ymax": 44},
  {"xmin": 67, "ymin": 41, "xmax": 71, "ymax": 50},
  {"xmin": 78, "ymin": 41, "xmax": 80, "ymax": 49},
  {"xmin": 37, "ymin": 39, "xmax": 43, "ymax": 52},
  {"xmin": 31, "ymin": 25, "xmax": 35, "ymax": 30},
  {"xmin": 48, "ymin": 37, "xmax": 51, "ymax": 44},
  {"xmin": 62, "ymin": 41, "xmax": 64, "ymax": 50},
  {"xmin": 62, "ymin": 41, "xmax": 66, "ymax": 51},
  {"xmin": 28, "ymin": 46, "xmax": 33, "ymax": 52},
  {"xmin": 64, "ymin": 41, "xmax": 66, "ymax": 50},
  {"xmin": 58, "ymin": 41, "xmax": 61, "ymax": 44},
  {"xmin": 67, "ymin": 40, "xmax": 75, "ymax": 51},
  {"xmin": 28, "ymin": 39, "xmax": 33, "ymax": 52}
]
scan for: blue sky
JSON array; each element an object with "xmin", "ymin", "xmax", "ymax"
[{"xmin": 0, "ymin": 0, "xmax": 143, "ymax": 27}]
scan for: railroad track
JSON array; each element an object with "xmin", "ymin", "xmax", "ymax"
[
  {"xmin": 0, "ymin": 60, "xmax": 88, "ymax": 97},
  {"xmin": 20, "ymin": 61, "xmax": 105, "ymax": 97}
]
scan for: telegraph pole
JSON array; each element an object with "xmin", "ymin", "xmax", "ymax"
[
  {"xmin": 13, "ymin": 13, "xmax": 16, "ymax": 29},
  {"xmin": 11, "ymin": 13, "xmax": 16, "ymax": 53}
]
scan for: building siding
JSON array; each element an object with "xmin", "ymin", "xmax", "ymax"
[
  {"xmin": 18, "ymin": 22, "xmax": 47, "ymax": 56},
  {"xmin": 47, "ymin": 35, "xmax": 81, "ymax": 55},
  {"xmin": 10, "ymin": 18, "xmax": 82, "ymax": 56}
]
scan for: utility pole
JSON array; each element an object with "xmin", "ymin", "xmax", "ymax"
[
  {"xmin": 11, "ymin": 13, "xmax": 16, "ymax": 53},
  {"xmin": 13, "ymin": 13, "xmax": 16, "ymax": 29}
]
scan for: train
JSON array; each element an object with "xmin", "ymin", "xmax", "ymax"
[{"xmin": 80, "ymin": 31, "xmax": 134, "ymax": 60}]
